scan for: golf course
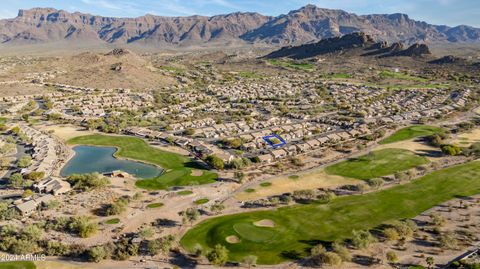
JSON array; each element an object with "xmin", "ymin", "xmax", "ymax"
[
  {"xmin": 379, "ymin": 125, "xmax": 444, "ymax": 144},
  {"xmin": 68, "ymin": 134, "xmax": 218, "ymax": 190},
  {"xmin": 324, "ymin": 148, "xmax": 429, "ymax": 180},
  {"xmin": 181, "ymin": 160, "xmax": 480, "ymax": 264}
]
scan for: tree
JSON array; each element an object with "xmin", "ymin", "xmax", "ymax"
[
  {"xmin": 386, "ymin": 251, "xmax": 398, "ymax": 263},
  {"xmin": 210, "ymin": 202, "xmax": 225, "ymax": 214},
  {"xmin": 88, "ymin": 246, "xmax": 107, "ymax": 263},
  {"xmin": 367, "ymin": 178, "xmax": 384, "ymax": 189},
  {"xmin": 25, "ymin": 171, "xmax": 45, "ymax": 182},
  {"xmin": 180, "ymin": 208, "xmax": 200, "ymax": 226},
  {"xmin": 323, "ymin": 252, "xmax": 342, "ymax": 266},
  {"xmin": 332, "ymin": 240, "xmax": 352, "ymax": 262},
  {"xmin": 67, "ymin": 173, "xmax": 110, "ymax": 191},
  {"xmin": 22, "ymin": 189, "xmax": 34, "ymax": 198},
  {"xmin": 206, "ymin": 155, "xmax": 224, "ymax": 170},
  {"xmin": 8, "ymin": 173, "xmax": 23, "ymax": 188},
  {"xmin": 426, "ymin": 256, "xmax": 435, "ymax": 269},
  {"xmin": 184, "ymin": 128, "xmax": 195, "ymax": 136},
  {"xmin": 17, "ymin": 156, "xmax": 32, "ymax": 168},
  {"xmin": 242, "ymin": 255, "xmax": 257, "ymax": 268},
  {"xmin": 139, "ymin": 227, "xmax": 154, "ymax": 239},
  {"xmin": 206, "ymin": 244, "xmax": 229, "ymax": 266},
  {"xmin": 440, "ymin": 144, "xmax": 462, "ymax": 156},
  {"xmin": 105, "ymin": 197, "xmax": 129, "ymax": 216},
  {"xmin": 351, "ymin": 230, "xmax": 376, "ymax": 249},
  {"xmin": 439, "ymin": 231, "xmax": 458, "ymax": 250},
  {"xmin": 384, "ymin": 228, "xmax": 400, "ymax": 241},
  {"xmin": 430, "ymin": 213, "xmax": 446, "ymax": 226}
]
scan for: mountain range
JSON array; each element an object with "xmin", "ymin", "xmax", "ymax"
[{"xmin": 0, "ymin": 5, "xmax": 479, "ymax": 47}]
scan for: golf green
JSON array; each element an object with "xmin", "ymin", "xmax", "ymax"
[
  {"xmin": 380, "ymin": 125, "xmax": 444, "ymax": 144},
  {"xmin": 181, "ymin": 160, "xmax": 480, "ymax": 264},
  {"xmin": 68, "ymin": 134, "xmax": 217, "ymax": 189},
  {"xmin": 324, "ymin": 148, "xmax": 428, "ymax": 180}
]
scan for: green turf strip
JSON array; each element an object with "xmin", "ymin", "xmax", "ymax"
[{"xmin": 0, "ymin": 262, "xmax": 36, "ymax": 269}]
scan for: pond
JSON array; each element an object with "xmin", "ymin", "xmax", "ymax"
[{"xmin": 61, "ymin": 146, "xmax": 162, "ymax": 179}]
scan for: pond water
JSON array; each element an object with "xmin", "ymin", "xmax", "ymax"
[{"xmin": 61, "ymin": 146, "xmax": 162, "ymax": 179}]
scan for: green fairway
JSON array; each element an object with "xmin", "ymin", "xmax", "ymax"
[
  {"xmin": 68, "ymin": 134, "xmax": 217, "ymax": 190},
  {"xmin": 267, "ymin": 59, "xmax": 315, "ymax": 71},
  {"xmin": 181, "ymin": 160, "xmax": 480, "ymax": 264},
  {"xmin": 324, "ymin": 148, "xmax": 428, "ymax": 180},
  {"xmin": 0, "ymin": 262, "xmax": 35, "ymax": 269},
  {"xmin": 380, "ymin": 125, "xmax": 444, "ymax": 144}
]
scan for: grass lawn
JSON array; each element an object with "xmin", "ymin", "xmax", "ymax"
[
  {"xmin": 194, "ymin": 198, "xmax": 210, "ymax": 205},
  {"xmin": 177, "ymin": 190, "xmax": 193, "ymax": 196},
  {"xmin": 68, "ymin": 134, "xmax": 218, "ymax": 190},
  {"xmin": 0, "ymin": 262, "xmax": 36, "ymax": 269},
  {"xmin": 105, "ymin": 218, "xmax": 120, "ymax": 224},
  {"xmin": 181, "ymin": 160, "xmax": 480, "ymax": 264},
  {"xmin": 380, "ymin": 125, "xmax": 444, "ymax": 144},
  {"xmin": 267, "ymin": 59, "xmax": 315, "ymax": 71},
  {"xmin": 379, "ymin": 70, "xmax": 427, "ymax": 82},
  {"xmin": 324, "ymin": 148, "xmax": 428, "ymax": 180},
  {"xmin": 147, "ymin": 202, "xmax": 164, "ymax": 208}
]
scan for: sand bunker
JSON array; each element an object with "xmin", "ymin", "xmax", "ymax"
[
  {"xmin": 191, "ymin": 169, "xmax": 204, "ymax": 176},
  {"xmin": 253, "ymin": 219, "xmax": 275, "ymax": 228},
  {"xmin": 236, "ymin": 169, "xmax": 359, "ymax": 201},
  {"xmin": 226, "ymin": 235, "xmax": 240, "ymax": 244}
]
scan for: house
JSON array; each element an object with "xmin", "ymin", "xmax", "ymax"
[
  {"xmin": 216, "ymin": 151, "xmax": 235, "ymax": 164},
  {"xmin": 104, "ymin": 171, "xmax": 132, "ymax": 178},
  {"xmin": 257, "ymin": 154, "xmax": 273, "ymax": 163},
  {"xmin": 34, "ymin": 177, "xmax": 71, "ymax": 196},
  {"xmin": 306, "ymin": 139, "xmax": 320, "ymax": 148},
  {"xmin": 317, "ymin": 137, "xmax": 329, "ymax": 145},
  {"xmin": 271, "ymin": 149, "xmax": 288, "ymax": 159},
  {"xmin": 15, "ymin": 200, "xmax": 38, "ymax": 216}
]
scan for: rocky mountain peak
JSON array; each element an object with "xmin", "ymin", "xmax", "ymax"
[{"xmin": 1, "ymin": 6, "xmax": 479, "ymax": 47}]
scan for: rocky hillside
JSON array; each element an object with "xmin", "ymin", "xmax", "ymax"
[
  {"xmin": 265, "ymin": 33, "xmax": 433, "ymax": 59},
  {"xmin": 0, "ymin": 5, "xmax": 479, "ymax": 46}
]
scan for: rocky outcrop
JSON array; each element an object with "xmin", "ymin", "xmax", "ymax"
[
  {"xmin": 429, "ymin": 55, "xmax": 465, "ymax": 64},
  {"xmin": 387, "ymin": 43, "xmax": 431, "ymax": 57},
  {"xmin": 265, "ymin": 32, "xmax": 376, "ymax": 59},
  {"xmin": 266, "ymin": 34, "xmax": 433, "ymax": 59}
]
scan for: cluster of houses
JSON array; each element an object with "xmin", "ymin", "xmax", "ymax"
[
  {"xmin": 20, "ymin": 125, "xmax": 70, "ymax": 177},
  {"xmin": 45, "ymin": 88, "xmax": 154, "ymax": 119}
]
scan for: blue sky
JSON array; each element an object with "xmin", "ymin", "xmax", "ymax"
[{"xmin": 0, "ymin": 0, "xmax": 479, "ymax": 27}]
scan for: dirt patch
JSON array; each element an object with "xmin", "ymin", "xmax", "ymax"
[
  {"xmin": 253, "ymin": 219, "xmax": 275, "ymax": 228},
  {"xmin": 236, "ymin": 169, "xmax": 359, "ymax": 201},
  {"xmin": 191, "ymin": 169, "xmax": 204, "ymax": 176},
  {"xmin": 37, "ymin": 124, "xmax": 94, "ymax": 141},
  {"xmin": 226, "ymin": 235, "xmax": 240, "ymax": 244},
  {"xmin": 451, "ymin": 128, "xmax": 480, "ymax": 146}
]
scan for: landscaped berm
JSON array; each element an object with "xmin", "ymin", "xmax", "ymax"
[
  {"xmin": 324, "ymin": 148, "xmax": 428, "ymax": 180},
  {"xmin": 68, "ymin": 134, "xmax": 218, "ymax": 190},
  {"xmin": 181, "ymin": 161, "xmax": 480, "ymax": 264}
]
